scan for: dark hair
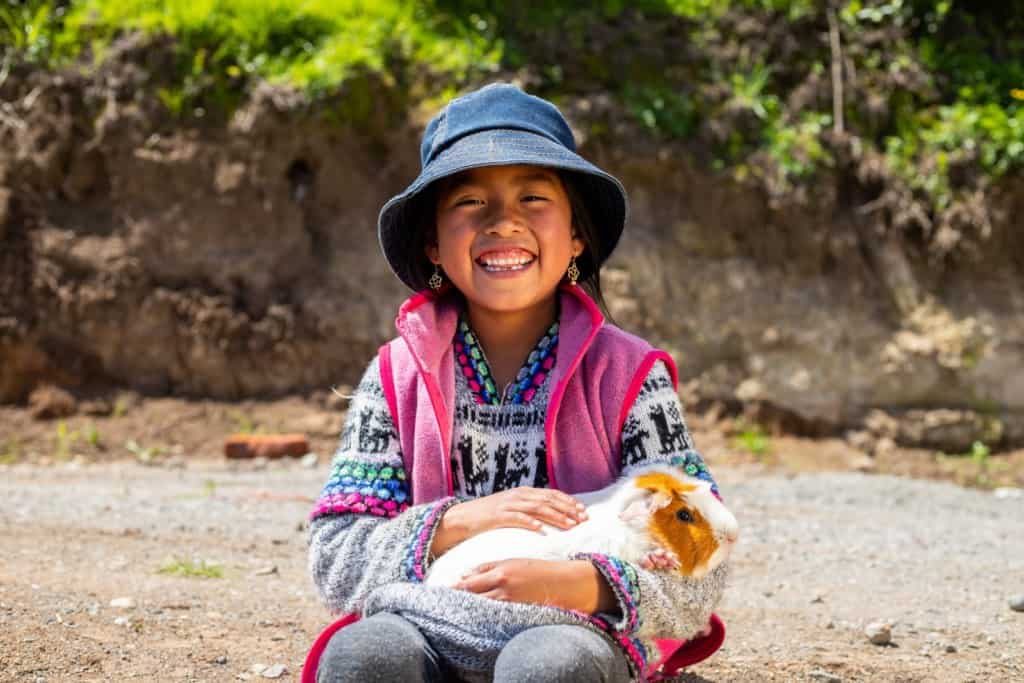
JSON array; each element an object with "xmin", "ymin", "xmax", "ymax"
[
  {"xmin": 559, "ymin": 170, "xmax": 613, "ymax": 319},
  {"xmin": 394, "ymin": 169, "xmax": 613, "ymax": 319}
]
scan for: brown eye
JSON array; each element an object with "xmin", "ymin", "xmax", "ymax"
[{"xmin": 676, "ymin": 509, "xmax": 693, "ymax": 523}]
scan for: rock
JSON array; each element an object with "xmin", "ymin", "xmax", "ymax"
[
  {"xmin": 109, "ymin": 597, "xmax": 136, "ymax": 609},
  {"xmin": 215, "ymin": 655, "xmax": 228, "ymax": 665},
  {"xmin": 845, "ymin": 430, "xmax": 875, "ymax": 453},
  {"xmin": 252, "ymin": 565, "xmax": 278, "ymax": 576},
  {"xmin": 865, "ymin": 621, "xmax": 892, "ymax": 646},
  {"xmin": 1009, "ymin": 595, "xmax": 1024, "ymax": 612},
  {"xmin": 994, "ymin": 488, "xmax": 1023, "ymax": 500},
  {"xmin": 28, "ymin": 385, "xmax": 77, "ymax": 420},
  {"xmin": 113, "ymin": 616, "xmax": 130, "ymax": 626},
  {"xmin": 945, "ymin": 644, "xmax": 957, "ymax": 653},
  {"xmin": 807, "ymin": 670, "xmax": 843, "ymax": 682},
  {"xmin": 261, "ymin": 664, "xmax": 287, "ymax": 678},
  {"xmin": 224, "ymin": 434, "xmax": 309, "ymax": 459},
  {"xmin": 300, "ymin": 452, "xmax": 320, "ymax": 469}
]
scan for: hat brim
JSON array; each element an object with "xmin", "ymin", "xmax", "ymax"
[{"xmin": 378, "ymin": 128, "xmax": 628, "ymax": 291}]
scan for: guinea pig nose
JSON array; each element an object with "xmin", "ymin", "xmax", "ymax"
[{"xmin": 725, "ymin": 528, "xmax": 739, "ymax": 543}]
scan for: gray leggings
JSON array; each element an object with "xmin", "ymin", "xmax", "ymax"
[{"xmin": 316, "ymin": 612, "xmax": 632, "ymax": 683}]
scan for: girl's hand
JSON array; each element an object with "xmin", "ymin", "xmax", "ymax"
[
  {"xmin": 452, "ymin": 559, "xmax": 616, "ymax": 613},
  {"xmin": 430, "ymin": 488, "xmax": 586, "ymax": 556}
]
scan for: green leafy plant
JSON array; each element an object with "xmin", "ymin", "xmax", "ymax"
[
  {"xmin": 125, "ymin": 439, "xmax": 165, "ymax": 463},
  {"xmin": 85, "ymin": 423, "xmax": 102, "ymax": 449},
  {"xmin": 53, "ymin": 421, "xmax": 80, "ymax": 460},
  {"xmin": 229, "ymin": 410, "xmax": 260, "ymax": 434},
  {"xmin": 623, "ymin": 84, "xmax": 700, "ymax": 139},
  {"xmin": 0, "ymin": 0, "xmax": 64, "ymax": 63},
  {"xmin": 732, "ymin": 419, "xmax": 772, "ymax": 457}
]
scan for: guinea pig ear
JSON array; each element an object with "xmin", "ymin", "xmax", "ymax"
[{"xmin": 618, "ymin": 487, "xmax": 674, "ymax": 524}]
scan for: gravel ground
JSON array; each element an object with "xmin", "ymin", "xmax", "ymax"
[{"xmin": 0, "ymin": 458, "xmax": 1021, "ymax": 682}]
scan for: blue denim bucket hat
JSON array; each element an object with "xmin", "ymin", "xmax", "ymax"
[{"xmin": 378, "ymin": 83, "xmax": 629, "ymax": 291}]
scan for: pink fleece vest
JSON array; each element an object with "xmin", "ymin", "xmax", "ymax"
[{"xmin": 377, "ymin": 284, "xmax": 678, "ymax": 503}]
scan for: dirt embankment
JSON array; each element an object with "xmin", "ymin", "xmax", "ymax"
[{"xmin": 2, "ymin": 39, "xmax": 1024, "ymax": 452}]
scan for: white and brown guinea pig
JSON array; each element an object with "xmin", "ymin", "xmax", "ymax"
[{"xmin": 425, "ymin": 463, "xmax": 739, "ymax": 587}]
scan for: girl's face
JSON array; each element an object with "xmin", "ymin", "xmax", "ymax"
[{"xmin": 427, "ymin": 164, "xmax": 583, "ymax": 318}]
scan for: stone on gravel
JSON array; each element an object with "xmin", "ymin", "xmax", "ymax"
[
  {"xmin": 252, "ymin": 565, "xmax": 278, "ymax": 576},
  {"xmin": 261, "ymin": 664, "xmax": 287, "ymax": 678},
  {"xmin": 1009, "ymin": 595, "xmax": 1024, "ymax": 612},
  {"xmin": 109, "ymin": 597, "xmax": 136, "ymax": 609},
  {"xmin": 808, "ymin": 670, "xmax": 843, "ymax": 682},
  {"xmin": 945, "ymin": 644, "xmax": 957, "ymax": 653},
  {"xmin": 300, "ymin": 452, "xmax": 320, "ymax": 469},
  {"xmin": 865, "ymin": 621, "xmax": 892, "ymax": 645},
  {"xmin": 993, "ymin": 487, "xmax": 1022, "ymax": 499},
  {"xmin": 224, "ymin": 434, "xmax": 309, "ymax": 459}
]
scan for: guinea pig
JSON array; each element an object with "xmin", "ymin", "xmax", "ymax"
[{"xmin": 425, "ymin": 463, "xmax": 739, "ymax": 587}]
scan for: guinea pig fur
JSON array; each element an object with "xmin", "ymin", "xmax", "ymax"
[{"xmin": 425, "ymin": 463, "xmax": 739, "ymax": 587}]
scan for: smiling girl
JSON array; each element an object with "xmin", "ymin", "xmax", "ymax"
[{"xmin": 304, "ymin": 84, "xmax": 730, "ymax": 683}]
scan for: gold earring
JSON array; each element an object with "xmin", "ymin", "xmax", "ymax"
[
  {"xmin": 428, "ymin": 264, "xmax": 444, "ymax": 291},
  {"xmin": 567, "ymin": 256, "xmax": 580, "ymax": 286}
]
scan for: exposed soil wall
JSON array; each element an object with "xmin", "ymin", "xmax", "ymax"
[{"xmin": 2, "ymin": 44, "xmax": 1023, "ymax": 449}]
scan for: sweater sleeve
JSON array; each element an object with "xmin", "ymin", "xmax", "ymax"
[
  {"xmin": 307, "ymin": 356, "xmax": 457, "ymax": 615},
  {"xmin": 579, "ymin": 360, "xmax": 728, "ymax": 642}
]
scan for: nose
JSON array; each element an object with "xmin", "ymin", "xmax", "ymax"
[
  {"xmin": 723, "ymin": 526, "xmax": 739, "ymax": 544},
  {"xmin": 484, "ymin": 201, "xmax": 524, "ymax": 235}
]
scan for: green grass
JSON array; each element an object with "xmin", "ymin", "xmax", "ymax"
[
  {"xmin": 157, "ymin": 557, "xmax": 224, "ymax": 578},
  {"xmin": 0, "ymin": 436, "xmax": 20, "ymax": 464}
]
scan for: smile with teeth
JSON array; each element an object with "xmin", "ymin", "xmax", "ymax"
[{"xmin": 476, "ymin": 251, "xmax": 536, "ymax": 273}]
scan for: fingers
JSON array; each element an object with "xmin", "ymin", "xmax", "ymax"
[
  {"xmin": 453, "ymin": 563, "xmax": 500, "ymax": 594},
  {"xmin": 504, "ymin": 489, "xmax": 587, "ymax": 530}
]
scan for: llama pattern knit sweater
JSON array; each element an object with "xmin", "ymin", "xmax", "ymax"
[{"xmin": 308, "ymin": 355, "xmax": 727, "ymax": 680}]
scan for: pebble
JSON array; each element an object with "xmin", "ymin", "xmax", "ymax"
[
  {"xmin": 1009, "ymin": 595, "xmax": 1024, "ymax": 612},
  {"xmin": 261, "ymin": 664, "xmax": 287, "ymax": 678},
  {"xmin": 109, "ymin": 597, "xmax": 136, "ymax": 609},
  {"xmin": 300, "ymin": 452, "xmax": 319, "ymax": 469},
  {"xmin": 865, "ymin": 621, "xmax": 892, "ymax": 646},
  {"xmin": 807, "ymin": 670, "xmax": 842, "ymax": 682},
  {"xmin": 215, "ymin": 655, "xmax": 228, "ymax": 665},
  {"xmin": 945, "ymin": 644, "xmax": 957, "ymax": 653},
  {"xmin": 252, "ymin": 565, "xmax": 278, "ymax": 576},
  {"xmin": 993, "ymin": 487, "xmax": 1022, "ymax": 499},
  {"xmin": 114, "ymin": 616, "xmax": 130, "ymax": 626}
]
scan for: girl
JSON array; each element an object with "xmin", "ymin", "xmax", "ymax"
[{"xmin": 304, "ymin": 83, "xmax": 730, "ymax": 683}]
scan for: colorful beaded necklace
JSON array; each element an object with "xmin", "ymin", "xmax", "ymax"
[{"xmin": 454, "ymin": 316, "xmax": 559, "ymax": 405}]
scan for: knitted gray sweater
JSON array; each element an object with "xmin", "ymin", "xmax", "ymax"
[{"xmin": 308, "ymin": 356, "xmax": 728, "ymax": 680}]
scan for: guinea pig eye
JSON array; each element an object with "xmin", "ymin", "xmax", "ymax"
[{"xmin": 676, "ymin": 509, "xmax": 693, "ymax": 523}]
